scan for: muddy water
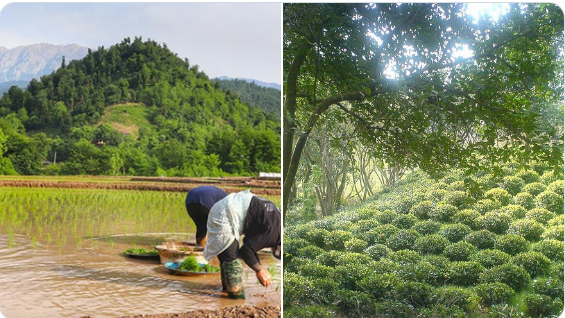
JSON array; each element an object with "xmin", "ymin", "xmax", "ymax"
[{"xmin": 0, "ymin": 187, "xmax": 280, "ymax": 318}]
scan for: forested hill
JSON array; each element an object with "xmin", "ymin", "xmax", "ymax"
[
  {"xmin": 215, "ymin": 78, "xmax": 281, "ymax": 118},
  {"xmin": 0, "ymin": 37, "xmax": 281, "ymax": 177}
]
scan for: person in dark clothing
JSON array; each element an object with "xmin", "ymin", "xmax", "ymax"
[
  {"xmin": 203, "ymin": 190, "xmax": 281, "ymax": 299},
  {"xmin": 185, "ymin": 186, "xmax": 228, "ymax": 246}
]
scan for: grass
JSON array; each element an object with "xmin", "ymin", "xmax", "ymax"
[{"xmin": 98, "ymin": 103, "xmax": 152, "ymax": 138}]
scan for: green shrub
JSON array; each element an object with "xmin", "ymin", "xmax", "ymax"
[
  {"xmin": 409, "ymin": 200, "xmax": 434, "ymax": 220},
  {"xmin": 386, "ymin": 229, "xmax": 421, "ymax": 251},
  {"xmin": 284, "ymin": 305, "xmax": 337, "ymax": 318},
  {"xmin": 350, "ymin": 219, "xmax": 380, "ymax": 235},
  {"xmin": 422, "ymin": 255, "xmax": 451, "ymax": 274},
  {"xmin": 541, "ymin": 225, "xmax": 564, "ymax": 241},
  {"xmin": 540, "ymin": 170, "xmax": 562, "ymax": 184},
  {"xmin": 297, "ymin": 261, "xmax": 335, "ymax": 279},
  {"xmin": 532, "ymin": 277, "xmax": 564, "ymax": 299},
  {"xmin": 334, "ymin": 289, "xmax": 375, "ymax": 316},
  {"xmin": 363, "ymin": 224, "xmax": 400, "ymax": 245},
  {"xmin": 284, "ymin": 237, "xmax": 309, "ymax": 258},
  {"xmin": 324, "ymin": 230, "xmax": 354, "ymax": 250},
  {"xmin": 344, "ymin": 238, "xmax": 367, "ymax": 253},
  {"xmin": 535, "ymin": 191, "xmax": 564, "ymax": 214},
  {"xmin": 474, "ymin": 282, "xmax": 515, "ymax": 305},
  {"xmin": 358, "ymin": 272, "xmax": 400, "ymax": 299},
  {"xmin": 426, "ymin": 189, "xmax": 450, "ymax": 202},
  {"xmin": 336, "ymin": 252, "xmax": 372, "ymax": 266},
  {"xmin": 474, "ymin": 199, "xmax": 502, "ymax": 214},
  {"xmin": 365, "ymin": 244, "xmax": 391, "ymax": 260},
  {"xmin": 486, "ymin": 304, "xmax": 525, "ymax": 318},
  {"xmin": 304, "ymin": 228, "xmax": 330, "ymax": 248},
  {"xmin": 429, "ymin": 202, "xmax": 458, "ymax": 222},
  {"xmin": 470, "ymin": 249, "xmax": 511, "ymax": 268},
  {"xmin": 478, "ymin": 174, "xmax": 499, "ymax": 189},
  {"xmin": 429, "ymin": 286, "xmax": 478, "ymax": 310},
  {"xmin": 526, "ymin": 208, "xmax": 556, "ymax": 225},
  {"xmin": 452, "ymin": 209, "xmax": 482, "ymax": 229},
  {"xmin": 549, "ymin": 262, "xmax": 564, "ymax": 281},
  {"xmin": 412, "ymin": 220, "xmax": 441, "ymax": 235},
  {"xmin": 443, "ymin": 241, "xmax": 477, "ymax": 261},
  {"xmin": 374, "ymin": 300, "xmax": 415, "ymax": 317},
  {"xmin": 295, "ymin": 245, "xmax": 325, "ymax": 259},
  {"xmin": 547, "ymin": 214, "xmax": 564, "ymax": 227},
  {"xmin": 404, "ymin": 260, "xmax": 446, "ymax": 285},
  {"xmin": 396, "ymin": 196, "xmax": 417, "ymax": 214},
  {"xmin": 464, "ymin": 230, "xmax": 497, "ymax": 249},
  {"xmin": 447, "ymin": 261, "xmax": 485, "ymax": 286},
  {"xmin": 479, "ymin": 211, "xmax": 513, "ymax": 234},
  {"xmin": 511, "ymin": 251, "xmax": 551, "ymax": 277},
  {"xmin": 445, "ymin": 190, "xmax": 474, "ymax": 208},
  {"xmin": 480, "ymin": 263, "xmax": 531, "ymax": 291},
  {"xmin": 375, "ymin": 210, "xmax": 399, "ymax": 224},
  {"xmin": 507, "ymin": 219, "xmax": 545, "ymax": 241},
  {"xmin": 484, "ymin": 188, "xmax": 512, "ymax": 206},
  {"xmin": 391, "ymin": 214, "xmax": 418, "ymax": 229},
  {"xmin": 523, "ymin": 182, "xmax": 546, "ymax": 196},
  {"xmin": 531, "ymin": 240, "xmax": 564, "ymax": 262},
  {"xmin": 418, "ymin": 305, "xmax": 467, "ymax": 318},
  {"xmin": 393, "ymin": 281, "xmax": 434, "ymax": 307},
  {"xmin": 514, "ymin": 192, "xmax": 535, "ymax": 210},
  {"xmin": 283, "ymin": 272, "xmax": 313, "ymax": 307},
  {"xmin": 448, "ymin": 180, "xmax": 466, "ymax": 191},
  {"xmin": 388, "ymin": 249, "xmax": 422, "ymax": 265},
  {"xmin": 546, "ymin": 180, "xmax": 564, "ymax": 195},
  {"xmin": 497, "ymin": 204, "xmax": 527, "ymax": 219},
  {"xmin": 334, "ymin": 263, "xmax": 369, "ymax": 290},
  {"xmin": 414, "ymin": 234, "xmax": 450, "ymax": 255},
  {"xmin": 523, "ymin": 293, "xmax": 562, "ymax": 318},
  {"xmin": 516, "ymin": 169, "xmax": 540, "ymax": 184},
  {"xmin": 439, "ymin": 223, "xmax": 472, "ymax": 242},
  {"xmin": 502, "ymin": 176, "xmax": 525, "ymax": 195},
  {"xmin": 494, "ymin": 234, "xmax": 528, "ymax": 255}
]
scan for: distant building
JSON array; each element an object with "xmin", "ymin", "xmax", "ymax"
[{"xmin": 257, "ymin": 172, "xmax": 281, "ymax": 180}]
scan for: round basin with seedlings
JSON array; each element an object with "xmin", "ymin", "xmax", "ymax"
[
  {"xmin": 155, "ymin": 241, "xmax": 206, "ymax": 264},
  {"xmin": 123, "ymin": 247, "xmax": 160, "ymax": 260},
  {"xmin": 164, "ymin": 256, "xmax": 221, "ymax": 276}
]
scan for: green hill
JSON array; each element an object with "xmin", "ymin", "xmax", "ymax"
[
  {"xmin": 284, "ymin": 163, "xmax": 564, "ymax": 317},
  {"xmin": 215, "ymin": 78, "xmax": 281, "ymax": 118},
  {"xmin": 0, "ymin": 37, "xmax": 280, "ymax": 176}
]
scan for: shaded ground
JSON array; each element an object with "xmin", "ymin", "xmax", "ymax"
[{"xmin": 79, "ymin": 306, "xmax": 281, "ymax": 318}]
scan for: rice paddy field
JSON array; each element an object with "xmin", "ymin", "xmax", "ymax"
[{"xmin": 0, "ymin": 185, "xmax": 281, "ymax": 318}]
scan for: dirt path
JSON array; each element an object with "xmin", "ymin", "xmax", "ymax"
[{"xmin": 79, "ymin": 305, "xmax": 281, "ymax": 318}]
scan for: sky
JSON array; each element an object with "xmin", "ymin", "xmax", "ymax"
[{"xmin": 0, "ymin": 2, "xmax": 282, "ymax": 84}]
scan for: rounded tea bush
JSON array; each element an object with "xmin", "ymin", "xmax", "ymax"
[
  {"xmin": 429, "ymin": 202, "xmax": 458, "ymax": 223},
  {"xmin": 523, "ymin": 182, "xmax": 546, "ymax": 196},
  {"xmin": 541, "ymin": 225, "xmax": 564, "ymax": 241},
  {"xmin": 526, "ymin": 208, "xmax": 556, "ymax": 225},
  {"xmin": 546, "ymin": 179, "xmax": 564, "ymax": 195},
  {"xmin": 540, "ymin": 170, "xmax": 562, "ymax": 184},
  {"xmin": 297, "ymin": 261, "xmax": 335, "ymax": 279},
  {"xmin": 388, "ymin": 249, "xmax": 422, "ymax": 265},
  {"xmin": 443, "ymin": 241, "xmax": 477, "ymax": 261},
  {"xmin": 344, "ymin": 238, "xmax": 367, "ymax": 253},
  {"xmin": 531, "ymin": 240, "xmax": 563, "ymax": 262},
  {"xmin": 511, "ymin": 251, "xmax": 551, "ymax": 278},
  {"xmin": 412, "ymin": 220, "xmax": 441, "ymax": 235},
  {"xmin": 409, "ymin": 200, "xmax": 434, "ymax": 220},
  {"xmin": 514, "ymin": 192, "xmax": 535, "ymax": 210},
  {"xmin": 484, "ymin": 188, "xmax": 512, "ymax": 206},
  {"xmin": 295, "ymin": 245, "xmax": 325, "ymax": 259},
  {"xmin": 497, "ymin": 204, "xmax": 527, "ymax": 219},
  {"xmin": 358, "ymin": 272, "xmax": 401, "ymax": 299},
  {"xmin": 547, "ymin": 214, "xmax": 564, "ymax": 227},
  {"xmin": 393, "ymin": 281, "xmax": 434, "ymax": 307},
  {"xmin": 315, "ymin": 250, "xmax": 341, "ymax": 267},
  {"xmin": 502, "ymin": 176, "xmax": 525, "ymax": 195},
  {"xmin": 470, "ymin": 249, "xmax": 511, "ymax": 268},
  {"xmin": 447, "ymin": 180, "xmax": 466, "ymax": 191},
  {"xmin": 516, "ymin": 169, "xmax": 540, "ymax": 184},
  {"xmin": 480, "ymin": 263, "xmax": 531, "ymax": 292},
  {"xmin": 452, "ymin": 209, "xmax": 482, "ymax": 229},
  {"xmin": 473, "ymin": 199, "xmax": 502, "ymax": 214},
  {"xmin": 426, "ymin": 189, "xmax": 450, "ymax": 202},
  {"xmin": 532, "ymin": 277, "xmax": 564, "ymax": 299},
  {"xmin": 478, "ymin": 174, "xmax": 498, "ymax": 189},
  {"xmin": 386, "ymin": 229, "xmax": 421, "ymax": 251},
  {"xmin": 535, "ymin": 191, "xmax": 564, "ymax": 214},
  {"xmin": 523, "ymin": 293, "xmax": 562, "ymax": 318},
  {"xmin": 464, "ymin": 230, "xmax": 497, "ymax": 249},
  {"xmin": 447, "ymin": 261, "xmax": 485, "ymax": 286},
  {"xmin": 478, "ymin": 211, "xmax": 513, "ymax": 234},
  {"xmin": 507, "ymin": 219, "xmax": 545, "ymax": 242},
  {"xmin": 413, "ymin": 234, "xmax": 450, "ymax": 255},
  {"xmin": 375, "ymin": 210, "xmax": 399, "ymax": 224},
  {"xmin": 363, "ymin": 224, "xmax": 400, "ymax": 245},
  {"xmin": 324, "ymin": 230, "xmax": 354, "ymax": 250},
  {"xmin": 365, "ymin": 244, "xmax": 391, "ymax": 261},
  {"xmin": 494, "ymin": 234, "xmax": 528, "ymax": 255},
  {"xmin": 405, "ymin": 260, "xmax": 447, "ymax": 285},
  {"xmin": 445, "ymin": 191, "xmax": 474, "ymax": 208},
  {"xmin": 430, "ymin": 286, "xmax": 478, "ymax": 310},
  {"xmin": 304, "ymin": 228, "xmax": 331, "ymax": 248},
  {"xmin": 475, "ymin": 282, "xmax": 515, "ymax": 305},
  {"xmin": 391, "ymin": 214, "xmax": 418, "ymax": 229},
  {"xmin": 439, "ymin": 223, "xmax": 472, "ymax": 242}
]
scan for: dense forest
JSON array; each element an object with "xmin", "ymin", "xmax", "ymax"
[
  {"xmin": 0, "ymin": 37, "xmax": 281, "ymax": 177},
  {"xmin": 215, "ymin": 78, "xmax": 282, "ymax": 118}
]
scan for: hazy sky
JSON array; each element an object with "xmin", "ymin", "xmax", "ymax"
[{"xmin": 0, "ymin": 3, "xmax": 282, "ymax": 84}]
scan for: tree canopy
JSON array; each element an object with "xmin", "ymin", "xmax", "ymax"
[{"xmin": 283, "ymin": 3, "xmax": 563, "ymax": 217}]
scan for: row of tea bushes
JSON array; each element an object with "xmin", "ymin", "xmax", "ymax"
[{"xmin": 284, "ymin": 164, "xmax": 564, "ymax": 317}]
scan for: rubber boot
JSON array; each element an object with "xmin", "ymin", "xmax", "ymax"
[
  {"xmin": 220, "ymin": 263, "xmax": 227, "ymax": 291},
  {"xmin": 221, "ymin": 260, "xmax": 245, "ymax": 299}
]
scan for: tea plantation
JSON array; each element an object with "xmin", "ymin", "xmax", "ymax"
[{"xmin": 284, "ymin": 164, "xmax": 564, "ymax": 317}]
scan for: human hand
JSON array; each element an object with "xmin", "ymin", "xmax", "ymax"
[{"xmin": 256, "ymin": 267, "xmax": 272, "ymax": 287}]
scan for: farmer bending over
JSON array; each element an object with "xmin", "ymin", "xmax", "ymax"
[
  {"xmin": 203, "ymin": 190, "xmax": 281, "ymax": 299},
  {"xmin": 185, "ymin": 186, "xmax": 228, "ymax": 246}
]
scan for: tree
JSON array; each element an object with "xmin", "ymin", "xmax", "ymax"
[{"xmin": 283, "ymin": 3, "xmax": 563, "ymax": 217}]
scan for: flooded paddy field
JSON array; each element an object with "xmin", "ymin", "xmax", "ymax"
[{"xmin": 0, "ymin": 187, "xmax": 281, "ymax": 318}]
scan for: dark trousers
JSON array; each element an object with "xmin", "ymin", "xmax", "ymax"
[
  {"xmin": 185, "ymin": 203, "xmax": 209, "ymax": 241},
  {"xmin": 218, "ymin": 240, "xmax": 239, "ymax": 264}
]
